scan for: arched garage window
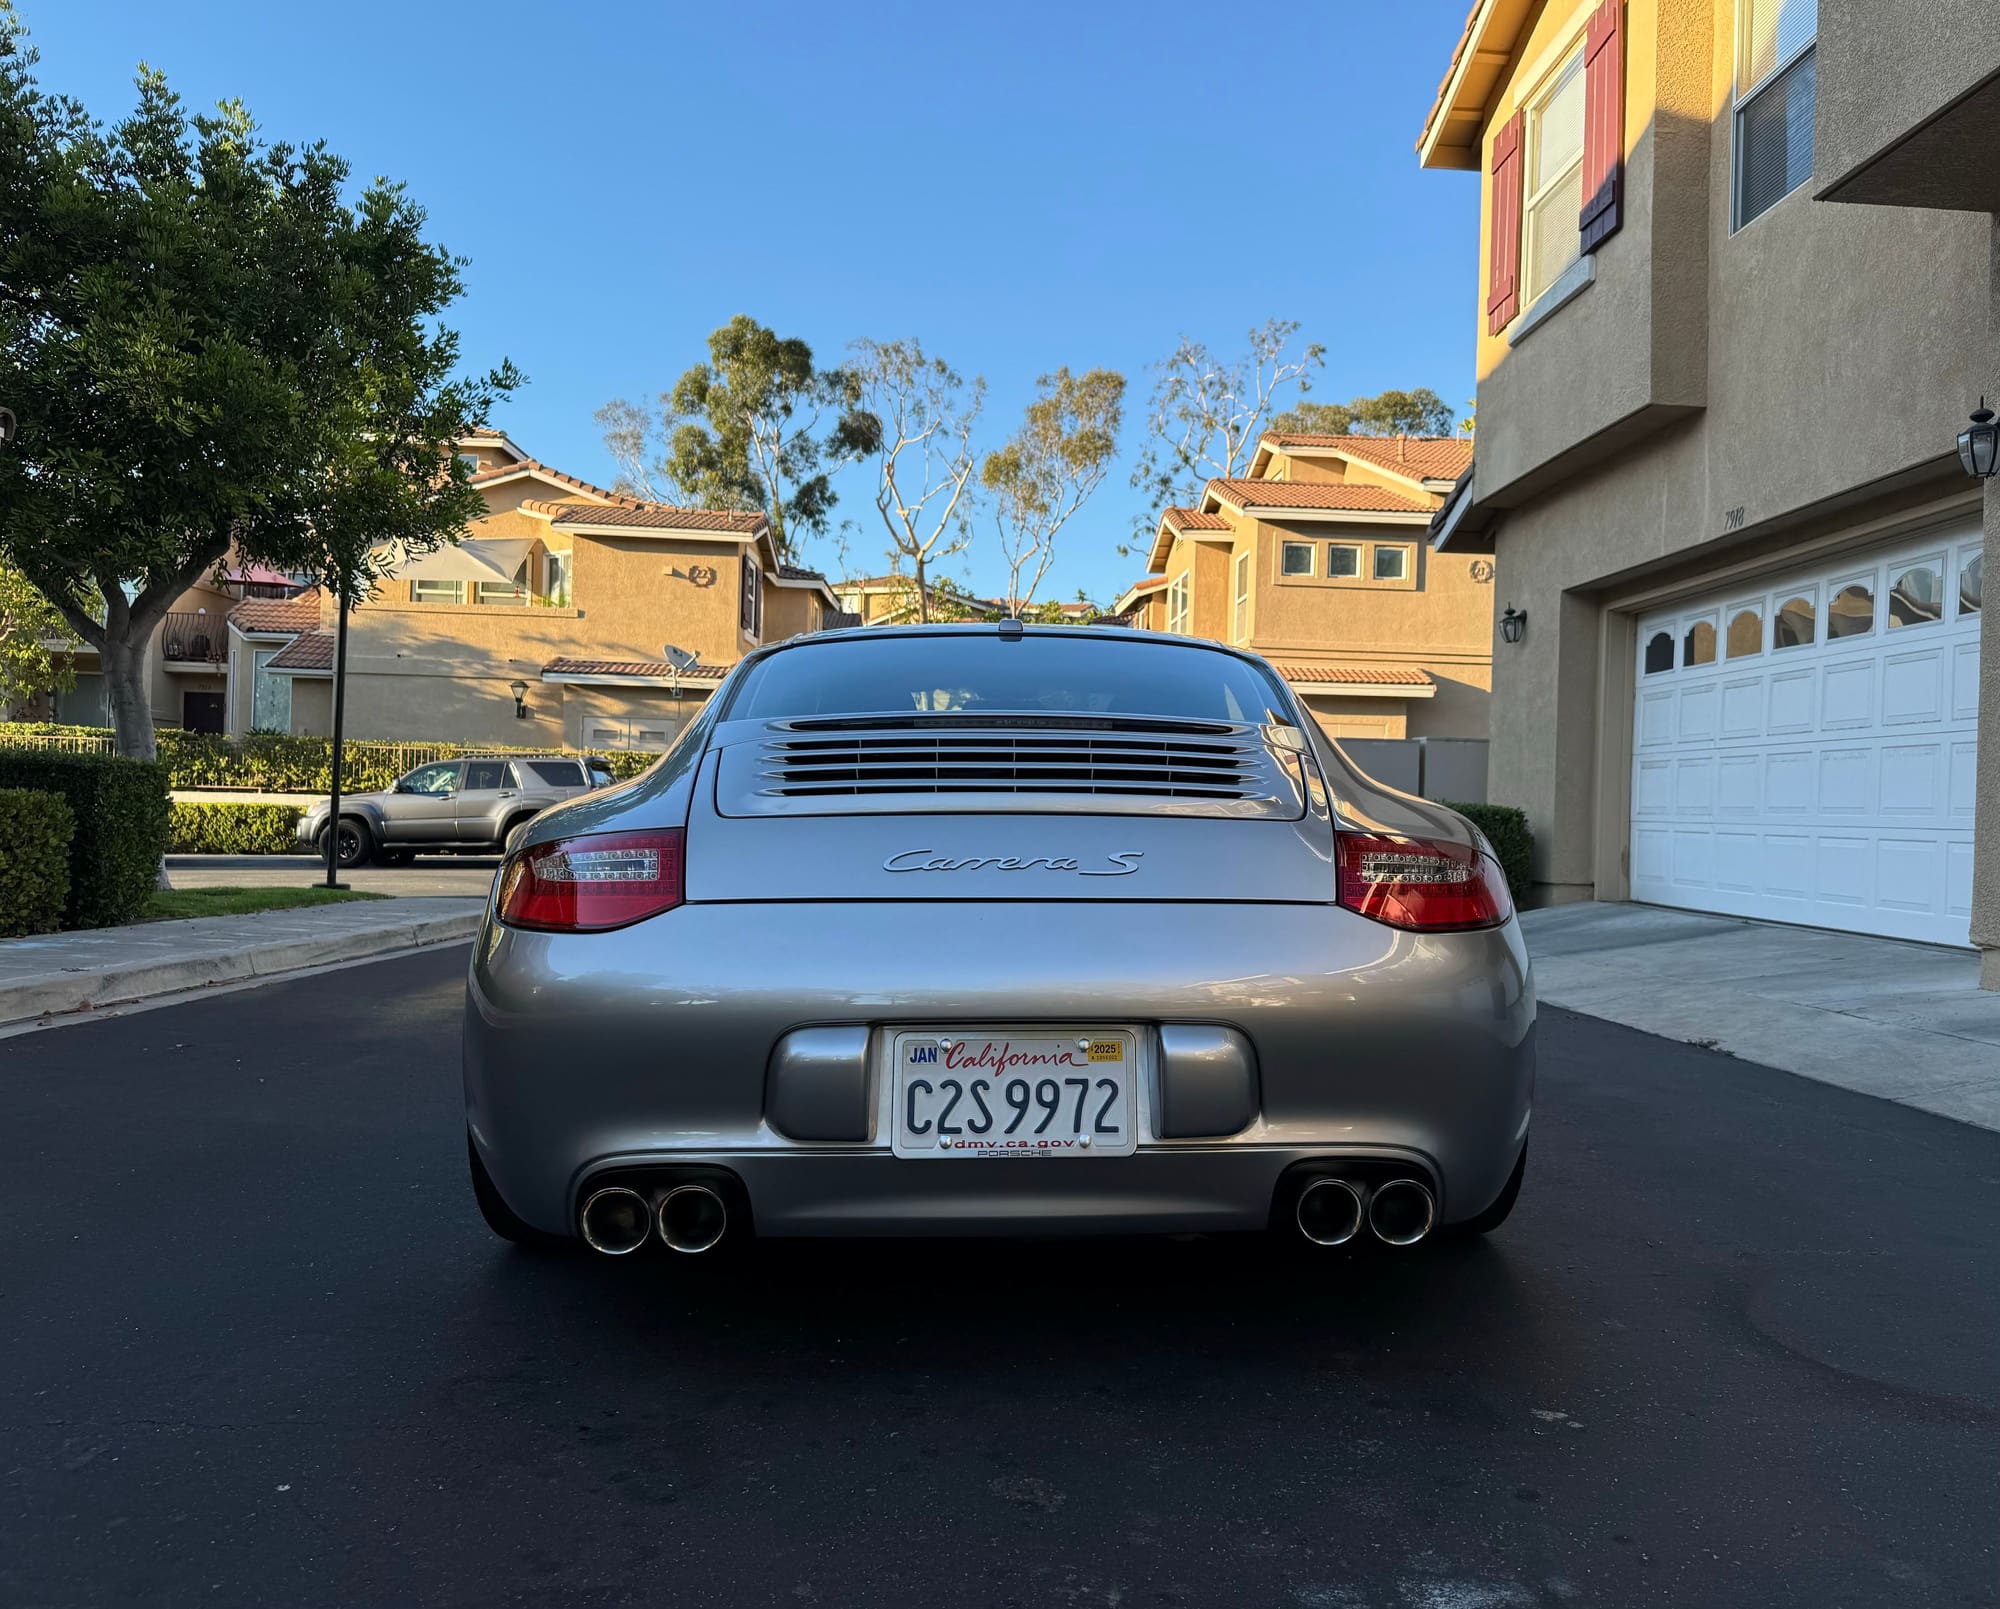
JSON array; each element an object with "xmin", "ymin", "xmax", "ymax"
[
  {"xmin": 1827, "ymin": 580, "xmax": 1874, "ymax": 639},
  {"xmin": 1643, "ymin": 631, "xmax": 1675, "ymax": 674},
  {"xmin": 1774, "ymin": 591, "xmax": 1816, "ymax": 649}
]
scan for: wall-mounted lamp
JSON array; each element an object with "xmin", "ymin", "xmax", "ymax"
[
  {"xmin": 1499, "ymin": 604, "xmax": 1528, "ymax": 645},
  {"xmin": 1957, "ymin": 399, "xmax": 1999, "ymax": 479},
  {"xmin": 0, "ymin": 406, "xmax": 16, "ymax": 446},
  {"xmin": 509, "ymin": 678, "xmax": 529, "ymax": 719}
]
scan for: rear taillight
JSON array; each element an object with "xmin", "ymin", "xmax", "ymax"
[
  {"xmin": 496, "ymin": 829, "xmax": 685, "ymax": 932},
  {"xmin": 1335, "ymin": 831, "xmax": 1511, "ymax": 932}
]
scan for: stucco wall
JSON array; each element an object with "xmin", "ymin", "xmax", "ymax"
[{"xmin": 1816, "ymin": 0, "xmax": 1997, "ymax": 198}]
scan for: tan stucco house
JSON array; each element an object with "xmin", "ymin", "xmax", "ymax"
[
  {"xmin": 1419, "ymin": 0, "xmax": 1997, "ymax": 977},
  {"xmin": 239, "ymin": 432, "xmax": 850, "ymax": 753},
  {"xmin": 1119, "ymin": 433, "xmax": 1488, "ymax": 739}
]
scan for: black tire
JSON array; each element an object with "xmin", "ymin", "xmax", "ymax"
[
  {"xmin": 497, "ymin": 813, "xmax": 537, "ymax": 854},
  {"xmin": 468, "ymin": 1135, "xmax": 564, "ymax": 1249},
  {"xmin": 320, "ymin": 817, "xmax": 373, "ymax": 869},
  {"xmin": 1446, "ymin": 1142, "xmax": 1527, "ymax": 1238}
]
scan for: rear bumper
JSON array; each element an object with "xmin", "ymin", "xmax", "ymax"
[{"xmin": 463, "ymin": 900, "xmax": 1535, "ymax": 1238}]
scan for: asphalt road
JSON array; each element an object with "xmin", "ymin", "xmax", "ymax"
[
  {"xmin": 4, "ymin": 949, "xmax": 1996, "ymax": 1608},
  {"xmin": 166, "ymin": 853, "xmax": 500, "ymax": 898}
]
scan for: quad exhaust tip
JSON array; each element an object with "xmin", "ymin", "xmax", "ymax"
[
  {"xmin": 580, "ymin": 1187, "xmax": 652, "ymax": 1256},
  {"xmin": 1295, "ymin": 1177, "xmax": 1366, "ymax": 1247},
  {"xmin": 657, "ymin": 1184, "xmax": 728, "ymax": 1255},
  {"xmin": 1367, "ymin": 1178, "xmax": 1437, "ymax": 1247}
]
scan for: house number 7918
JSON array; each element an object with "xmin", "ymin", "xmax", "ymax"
[{"xmin": 1722, "ymin": 506, "xmax": 1746, "ymax": 532}]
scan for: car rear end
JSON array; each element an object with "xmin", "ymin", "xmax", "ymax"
[{"xmin": 464, "ymin": 627, "xmax": 1533, "ymax": 1254}]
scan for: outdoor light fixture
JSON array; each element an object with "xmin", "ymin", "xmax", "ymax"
[
  {"xmin": 1499, "ymin": 604, "xmax": 1527, "ymax": 644},
  {"xmin": 0, "ymin": 407, "xmax": 16, "ymax": 446},
  {"xmin": 1957, "ymin": 399, "xmax": 2000, "ymax": 479},
  {"xmin": 509, "ymin": 679, "xmax": 529, "ymax": 719}
]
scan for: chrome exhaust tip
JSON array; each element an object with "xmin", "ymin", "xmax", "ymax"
[
  {"xmin": 1295, "ymin": 1176, "xmax": 1366, "ymax": 1247},
  {"xmin": 657, "ymin": 1184, "xmax": 728, "ymax": 1255},
  {"xmin": 579, "ymin": 1187, "xmax": 652, "ymax": 1255},
  {"xmin": 1367, "ymin": 1178, "xmax": 1436, "ymax": 1247}
]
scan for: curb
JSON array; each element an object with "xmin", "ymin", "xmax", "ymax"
[{"xmin": 0, "ymin": 910, "xmax": 482, "ymax": 1028}]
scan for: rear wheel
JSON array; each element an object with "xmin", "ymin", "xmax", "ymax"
[
  {"xmin": 468, "ymin": 1135, "xmax": 563, "ymax": 1249},
  {"xmin": 1446, "ymin": 1142, "xmax": 1526, "ymax": 1237}
]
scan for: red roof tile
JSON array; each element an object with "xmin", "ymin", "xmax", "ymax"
[
  {"xmin": 468, "ymin": 457, "xmax": 631, "ymax": 504},
  {"xmin": 1273, "ymin": 665, "xmax": 1434, "ymax": 686},
  {"xmin": 549, "ymin": 503, "xmax": 767, "ymax": 534},
  {"xmin": 542, "ymin": 656, "xmax": 729, "ymax": 681},
  {"xmin": 1259, "ymin": 434, "xmax": 1472, "ymax": 481},
  {"xmin": 264, "ymin": 630, "xmax": 334, "ymax": 671},
  {"xmin": 1206, "ymin": 479, "xmax": 1433, "ymax": 514},
  {"xmin": 229, "ymin": 589, "xmax": 322, "ymax": 633},
  {"xmin": 1161, "ymin": 507, "xmax": 1233, "ymax": 533}
]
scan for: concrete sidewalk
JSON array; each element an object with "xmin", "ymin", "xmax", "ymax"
[
  {"xmin": 1523, "ymin": 902, "xmax": 2000, "ymax": 1132},
  {"xmin": 0, "ymin": 898, "xmax": 483, "ymax": 1028}
]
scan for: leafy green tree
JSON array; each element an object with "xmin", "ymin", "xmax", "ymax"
[
  {"xmin": 0, "ymin": 7, "xmax": 517, "ymax": 759},
  {"xmin": 982, "ymin": 367, "xmax": 1125, "ymax": 616},
  {"xmin": 597, "ymin": 315, "xmax": 876, "ymax": 564},
  {"xmin": 1128, "ymin": 319, "xmax": 1324, "ymax": 549},
  {"xmin": 1267, "ymin": 387, "xmax": 1457, "ymax": 439},
  {"xmin": 849, "ymin": 339, "xmax": 986, "ymax": 624},
  {"xmin": 0, "ymin": 559, "xmax": 73, "ymax": 713}
]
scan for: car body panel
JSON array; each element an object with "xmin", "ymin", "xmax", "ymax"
[{"xmin": 297, "ymin": 754, "xmax": 599, "ymax": 853}]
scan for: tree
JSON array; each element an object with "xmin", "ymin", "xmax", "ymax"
[
  {"xmin": 596, "ymin": 316, "xmax": 875, "ymax": 564},
  {"xmin": 0, "ymin": 9, "xmax": 517, "ymax": 759},
  {"xmin": 981, "ymin": 366, "xmax": 1124, "ymax": 617},
  {"xmin": 849, "ymin": 340, "xmax": 985, "ymax": 624},
  {"xmin": 0, "ymin": 560, "xmax": 73, "ymax": 714},
  {"xmin": 1267, "ymin": 387, "xmax": 1458, "ymax": 439},
  {"xmin": 1128, "ymin": 319, "xmax": 1324, "ymax": 545}
]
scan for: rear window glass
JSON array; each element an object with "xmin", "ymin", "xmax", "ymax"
[
  {"xmin": 527, "ymin": 761, "xmax": 585, "ymax": 786},
  {"xmin": 461, "ymin": 761, "xmax": 512, "ymax": 790},
  {"xmin": 726, "ymin": 634, "xmax": 1288, "ymax": 724}
]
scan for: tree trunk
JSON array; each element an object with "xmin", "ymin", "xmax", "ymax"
[{"xmin": 101, "ymin": 634, "xmax": 156, "ymax": 761}]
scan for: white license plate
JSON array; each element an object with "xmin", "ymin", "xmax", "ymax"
[{"xmin": 890, "ymin": 1031, "xmax": 1137, "ymax": 1158}]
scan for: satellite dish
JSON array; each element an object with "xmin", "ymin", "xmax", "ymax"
[{"xmin": 661, "ymin": 645, "xmax": 701, "ymax": 673}]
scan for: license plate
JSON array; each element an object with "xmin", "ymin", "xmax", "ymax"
[{"xmin": 890, "ymin": 1031, "xmax": 1137, "ymax": 1158}]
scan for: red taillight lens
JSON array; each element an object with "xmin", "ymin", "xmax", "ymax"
[
  {"xmin": 496, "ymin": 829, "xmax": 685, "ymax": 932},
  {"xmin": 1335, "ymin": 831, "xmax": 1512, "ymax": 932}
]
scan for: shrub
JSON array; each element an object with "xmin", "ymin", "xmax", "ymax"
[
  {"xmin": 0, "ymin": 788, "xmax": 75, "ymax": 937},
  {"xmin": 168, "ymin": 801, "xmax": 303, "ymax": 855},
  {"xmin": 0, "ymin": 750, "xmax": 169, "ymax": 928},
  {"xmin": 1445, "ymin": 801, "xmax": 1533, "ymax": 903}
]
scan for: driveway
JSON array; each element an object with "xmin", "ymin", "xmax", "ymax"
[
  {"xmin": 166, "ymin": 852, "xmax": 500, "ymax": 899},
  {"xmin": 2, "ymin": 948, "xmax": 1993, "ymax": 1607}
]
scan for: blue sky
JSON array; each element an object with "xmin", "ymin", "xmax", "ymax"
[{"xmin": 25, "ymin": 0, "xmax": 1478, "ymax": 605}]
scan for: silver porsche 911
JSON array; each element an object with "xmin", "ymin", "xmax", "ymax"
[{"xmin": 463, "ymin": 625, "xmax": 1534, "ymax": 1258}]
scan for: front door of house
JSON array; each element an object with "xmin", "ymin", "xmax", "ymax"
[{"xmin": 182, "ymin": 692, "xmax": 225, "ymax": 734}]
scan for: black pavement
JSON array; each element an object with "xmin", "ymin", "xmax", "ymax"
[{"xmin": 2, "ymin": 948, "xmax": 1994, "ymax": 1608}]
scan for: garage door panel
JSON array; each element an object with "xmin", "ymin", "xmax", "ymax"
[{"xmin": 1631, "ymin": 527, "xmax": 1977, "ymax": 947}]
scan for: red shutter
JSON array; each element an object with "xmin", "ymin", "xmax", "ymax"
[
  {"xmin": 1579, "ymin": 0, "xmax": 1625, "ymax": 252},
  {"xmin": 1485, "ymin": 111, "xmax": 1525, "ymax": 335}
]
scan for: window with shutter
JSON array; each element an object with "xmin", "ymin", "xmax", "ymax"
[
  {"xmin": 1485, "ymin": 111, "xmax": 1525, "ymax": 334},
  {"xmin": 1522, "ymin": 49, "xmax": 1587, "ymax": 305},
  {"xmin": 1733, "ymin": 0, "xmax": 1817, "ymax": 229},
  {"xmin": 1579, "ymin": 0, "xmax": 1625, "ymax": 252}
]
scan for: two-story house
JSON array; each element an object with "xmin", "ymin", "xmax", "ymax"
[
  {"xmin": 247, "ymin": 431, "xmax": 848, "ymax": 753},
  {"xmin": 1419, "ymin": 0, "xmax": 1995, "ymax": 976},
  {"xmin": 1115, "ymin": 433, "xmax": 1486, "ymax": 740}
]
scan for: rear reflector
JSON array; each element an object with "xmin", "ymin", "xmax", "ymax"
[
  {"xmin": 497, "ymin": 829, "xmax": 685, "ymax": 932},
  {"xmin": 1335, "ymin": 831, "xmax": 1511, "ymax": 932}
]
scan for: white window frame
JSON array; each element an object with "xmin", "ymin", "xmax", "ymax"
[
  {"xmin": 456, "ymin": 452, "xmax": 481, "ymax": 475},
  {"xmin": 1166, "ymin": 570, "xmax": 1191, "ymax": 635},
  {"xmin": 1232, "ymin": 551, "xmax": 1250, "ymax": 643},
  {"xmin": 1325, "ymin": 543, "xmax": 1362, "ymax": 580},
  {"xmin": 1731, "ymin": 0, "xmax": 1818, "ymax": 231},
  {"xmin": 1372, "ymin": 545, "xmax": 1412, "ymax": 583},
  {"xmin": 411, "ymin": 578, "xmax": 465, "ymax": 605},
  {"xmin": 543, "ymin": 551, "xmax": 571, "ymax": 607},
  {"xmin": 1279, "ymin": 542, "xmax": 1315, "ymax": 579},
  {"xmin": 474, "ymin": 578, "xmax": 527, "ymax": 607},
  {"xmin": 1521, "ymin": 46, "xmax": 1587, "ymax": 305}
]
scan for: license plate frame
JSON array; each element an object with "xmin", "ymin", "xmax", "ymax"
[{"xmin": 888, "ymin": 1029, "xmax": 1139, "ymax": 1159}]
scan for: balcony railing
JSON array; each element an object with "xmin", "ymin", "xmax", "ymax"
[{"xmin": 161, "ymin": 612, "xmax": 227, "ymax": 665}]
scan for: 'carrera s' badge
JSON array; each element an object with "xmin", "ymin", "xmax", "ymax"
[{"xmin": 882, "ymin": 849, "xmax": 1144, "ymax": 877}]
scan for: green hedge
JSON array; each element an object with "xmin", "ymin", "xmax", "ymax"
[
  {"xmin": 1445, "ymin": 801, "xmax": 1533, "ymax": 903},
  {"xmin": 168, "ymin": 801, "xmax": 304, "ymax": 855},
  {"xmin": 0, "ymin": 788, "xmax": 76, "ymax": 937},
  {"xmin": 0, "ymin": 724, "xmax": 657, "ymax": 791},
  {"xmin": 0, "ymin": 751, "xmax": 169, "ymax": 928}
]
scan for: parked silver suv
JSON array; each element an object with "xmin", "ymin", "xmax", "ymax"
[{"xmin": 298, "ymin": 755, "xmax": 610, "ymax": 868}]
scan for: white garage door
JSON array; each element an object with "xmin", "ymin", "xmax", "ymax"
[{"xmin": 1631, "ymin": 527, "xmax": 1982, "ymax": 945}]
